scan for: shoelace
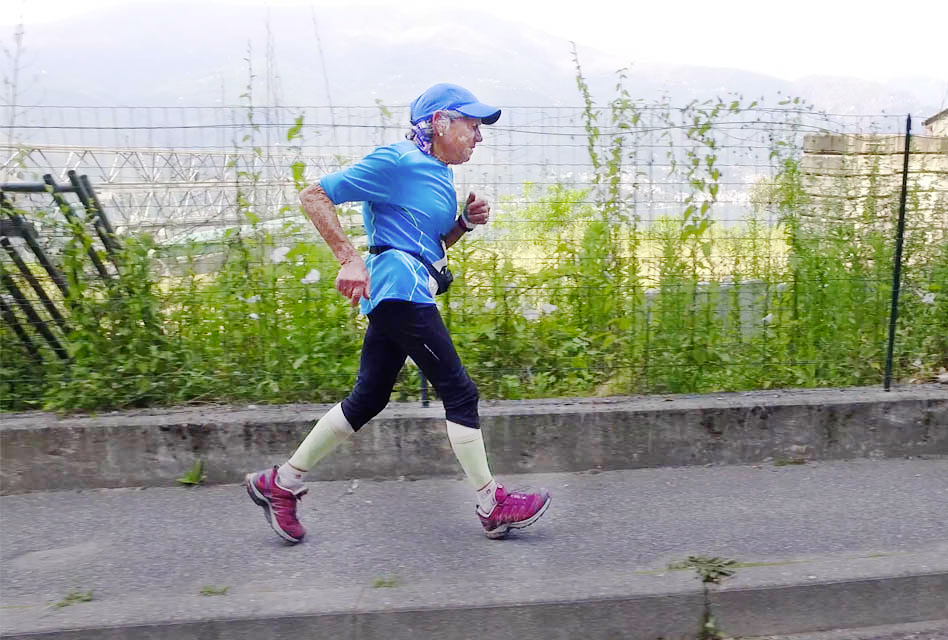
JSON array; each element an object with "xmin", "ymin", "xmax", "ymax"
[{"xmin": 495, "ymin": 490, "xmax": 539, "ymax": 519}]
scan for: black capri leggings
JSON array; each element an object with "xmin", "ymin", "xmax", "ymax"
[{"xmin": 340, "ymin": 300, "xmax": 479, "ymax": 430}]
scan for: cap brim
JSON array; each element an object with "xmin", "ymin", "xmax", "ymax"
[{"xmin": 457, "ymin": 103, "xmax": 501, "ymax": 125}]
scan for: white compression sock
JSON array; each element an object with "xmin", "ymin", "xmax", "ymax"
[
  {"xmin": 279, "ymin": 403, "xmax": 354, "ymax": 487},
  {"xmin": 475, "ymin": 478, "xmax": 499, "ymax": 514},
  {"xmin": 446, "ymin": 421, "xmax": 497, "ymax": 513},
  {"xmin": 276, "ymin": 462, "xmax": 306, "ymax": 490}
]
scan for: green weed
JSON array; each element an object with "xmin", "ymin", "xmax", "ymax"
[
  {"xmin": 176, "ymin": 460, "xmax": 206, "ymax": 486},
  {"xmin": 667, "ymin": 556, "xmax": 738, "ymax": 584},
  {"xmin": 372, "ymin": 577, "xmax": 398, "ymax": 588},
  {"xmin": 200, "ymin": 585, "xmax": 230, "ymax": 596},
  {"xmin": 668, "ymin": 556, "xmax": 737, "ymax": 640},
  {"xmin": 51, "ymin": 589, "xmax": 93, "ymax": 609},
  {"xmin": 773, "ymin": 458, "xmax": 807, "ymax": 466}
]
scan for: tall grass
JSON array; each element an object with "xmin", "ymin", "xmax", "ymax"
[{"xmin": 1, "ymin": 70, "xmax": 946, "ymax": 412}]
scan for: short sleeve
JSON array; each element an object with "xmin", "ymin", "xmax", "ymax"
[{"xmin": 319, "ymin": 145, "xmax": 400, "ymax": 205}]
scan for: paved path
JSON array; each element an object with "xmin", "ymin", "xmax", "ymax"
[{"xmin": 2, "ymin": 458, "xmax": 947, "ymax": 639}]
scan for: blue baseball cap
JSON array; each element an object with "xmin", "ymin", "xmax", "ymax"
[{"xmin": 410, "ymin": 83, "xmax": 501, "ymax": 125}]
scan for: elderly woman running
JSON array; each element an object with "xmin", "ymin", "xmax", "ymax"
[{"xmin": 245, "ymin": 83, "xmax": 551, "ymax": 544}]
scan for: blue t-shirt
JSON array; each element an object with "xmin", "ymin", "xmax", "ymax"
[{"xmin": 320, "ymin": 140, "xmax": 458, "ymax": 315}]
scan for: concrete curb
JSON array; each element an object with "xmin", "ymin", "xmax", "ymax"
[
  {"xmin": 2, "ymin": 386, "xmax": 946, "ymax": 494},
  {"xmin": 2, "ymin": 551, "xmax": 946, "ymax": 639},
  {"xmin": 712, "ymin": 549, "xmax": 948, "ymax": 637}
]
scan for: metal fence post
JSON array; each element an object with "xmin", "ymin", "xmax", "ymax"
[
  {"xmin": 883, "ymin": 115, "xmax": 912, "ymax": 391},
  {"xmin": 420, "ymin": 371, "xmax": 429, "ymax": 407}
]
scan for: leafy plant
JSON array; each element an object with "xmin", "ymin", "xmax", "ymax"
[
  {"xmin": 668, "ymin": 555, "xmax": 737, "ymax": 584},
  {"xmin": 177, "ymin": 460, "xmax": 206, "ymax": 486}
]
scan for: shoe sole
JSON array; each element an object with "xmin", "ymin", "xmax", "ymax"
[
  {"xmin": 245, "ymin": 474, "xmax": 303, "ymax": 544},
  {"xmin": 484, "ymin": 493, "xmax": 552, "ymax": 540}
]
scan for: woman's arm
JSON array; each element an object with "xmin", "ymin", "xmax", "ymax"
[{"xmin": 299, "ymin": 183, "xmax": 370, "ymax": 306}]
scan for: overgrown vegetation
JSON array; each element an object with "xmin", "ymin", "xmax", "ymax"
[{"xmin": 1, "ymin": 55, "xmax": 945, "ymax": 412}]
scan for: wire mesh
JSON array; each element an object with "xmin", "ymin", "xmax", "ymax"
[{"xmin": 1, "ymin": 103, "xmax": 946, "ymax": 411}]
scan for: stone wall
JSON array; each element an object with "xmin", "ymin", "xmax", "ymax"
[
  {"xmin": 801, "ymin": 133, "xmax": 948, "ymax": 245},
  {"xmin": 925, "ymin": 111, "xmax": 948, "ymax": 136}
]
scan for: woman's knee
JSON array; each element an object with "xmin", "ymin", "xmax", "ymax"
[
  {"xmin": 341, "ymin": 391, "xmax": 389, "ymax": 431},
  {"xmin": 441, "ymin": 376, "xmax": 479, "ymax": 428}
]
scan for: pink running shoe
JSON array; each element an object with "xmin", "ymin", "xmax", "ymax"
[
  {"xmin": 245, "ymin": 466, "xmax": 307, "ymax": 543},
  {"xmin": 477, "ymin": 484, "xmax": 551, "ymax": 539}
]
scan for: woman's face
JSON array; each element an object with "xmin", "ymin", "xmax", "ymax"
[{"xmin": 432, "ymin": 114, "xmax": 483, "ymax": 165}]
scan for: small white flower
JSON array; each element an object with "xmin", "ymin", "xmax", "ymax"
[
  {"xmin": 484, "ymin": 299, "xmax": 497, "ymax": 310},
  {"xmin": 295, "ymin": 259, "xmax": 304, "ymax": 266},
  {"xmin": 300, "ymin": 268, "xmax": 321, "ymax": 284},
  {"xmin": 762, "ymin": 313, "xmax": 774, "ymax": 324},
  {"xmin": 920, "ymin": 293, "xmax": 935, "ymax": 305},
  {"xmin": 248, "ymin": 312, "xmax": 260, "ymax": 320},
  {"xmin": 270, "ymin": 246, "xmax": 291, "ymax": 263},
  {"xmin": 776, "ymin": 282, "xmax": 789, "ymax": 292},
  {"xmin": 540, "ymin": 303, "xmax": 558, "ymax": 314},
  {"xmin": 449, "ymin": 300, "xmax": 461, "ymax": 310},
  {"xmin": 244, "ymin": 295, "xmax": 261, "ymax": 303},
  {"xmin": 522, "ymin": 309, "xmax": 541, "ymax": 321}
]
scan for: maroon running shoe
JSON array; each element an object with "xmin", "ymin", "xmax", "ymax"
[
  {"xmin": 245, "ymin": 466, "xmax": 307, "ymax": 543},
  {"xmin": 477, "ymin": 484, "xmax": 551, "ymax": 539}
]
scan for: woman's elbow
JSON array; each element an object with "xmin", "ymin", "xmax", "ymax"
[{"xmin": 299, "ymin": 182, "xmax": 321, "ymax": 200}]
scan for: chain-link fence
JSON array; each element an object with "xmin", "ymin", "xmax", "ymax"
[{"xmin": 2, "ymin": 102, "xmax": 946, "ymax": 411}]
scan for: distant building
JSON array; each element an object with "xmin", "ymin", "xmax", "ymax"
[{"xmin": 924, "ymin": 109, "xmax": 948, "ymax": 136}]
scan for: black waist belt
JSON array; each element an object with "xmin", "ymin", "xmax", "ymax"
[{"xmin": 368, "ymin": 245, "xmax": 454, "ymax": 295}]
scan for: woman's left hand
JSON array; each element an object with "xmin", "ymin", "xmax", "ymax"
[{"xmin": 462, "ymin": 191, "xmax": 491, "ymax": 227}]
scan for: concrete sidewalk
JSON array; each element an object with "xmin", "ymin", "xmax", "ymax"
[{"xmin": 2, "ymin": 458, "xmax": 947, "ymax": 639}]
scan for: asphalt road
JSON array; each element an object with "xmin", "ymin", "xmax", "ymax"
[{"xmin": 1, "ymin": 457, "xmax": 946, "ymax": 638}]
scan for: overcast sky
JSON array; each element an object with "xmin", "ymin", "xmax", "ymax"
[{"xmin": 4, "ymin": 0, "xmax": 947, "ymax": 86}]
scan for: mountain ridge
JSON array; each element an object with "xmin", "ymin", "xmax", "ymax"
[{"xmin": 6, "ymin": 2, "xmax": 945, "ymax": 118}]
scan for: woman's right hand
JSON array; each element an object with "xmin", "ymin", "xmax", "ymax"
[{"xmin": 335, "ymin": 258, "xmax": 371, "ymax": 306}]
